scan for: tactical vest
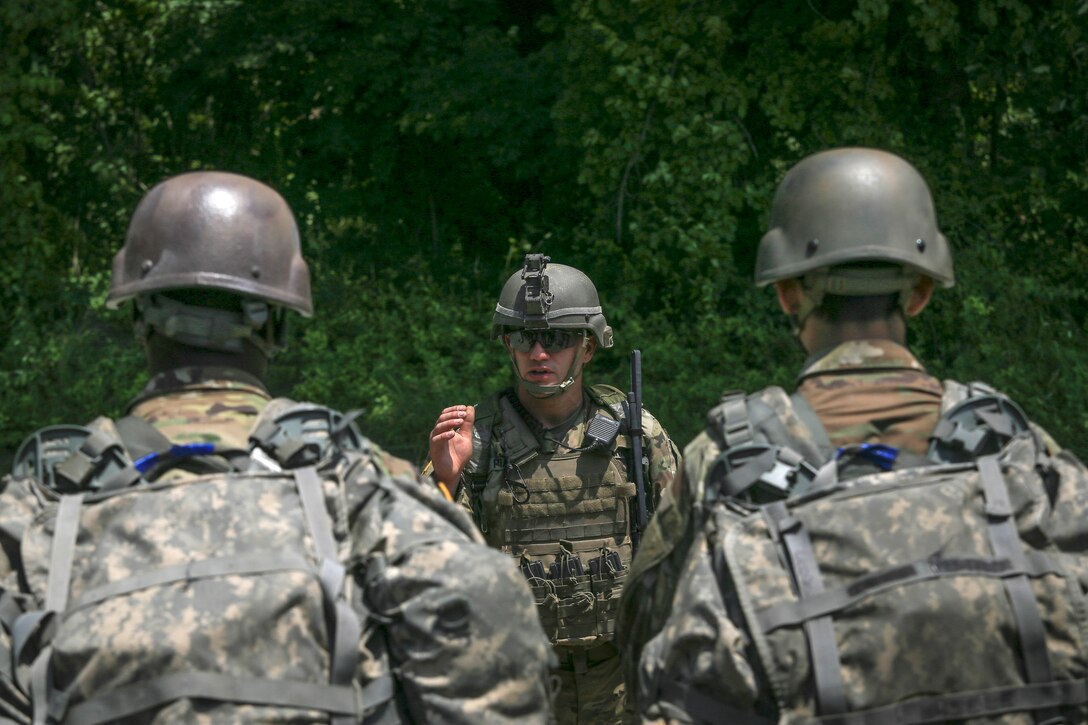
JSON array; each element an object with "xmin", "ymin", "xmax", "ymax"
[
  {"xmin": 466, "ymin": 385, "xmax": 635, "ymax": 646},
  {"xmin": 7, "ymin": 400, "xmax": 403, "ymax": 724},
  {"xmin": 650, "ymin": 382, "xmax": 1088, "ymax": 723}
]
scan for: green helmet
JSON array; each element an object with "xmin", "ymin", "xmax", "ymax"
[
  {"xmin": 492, "ymin": 254, "xmax": 612, "ymax": 398},
  {"xmin": 107, "ymin": 171, "xmax": 311, "ymax": 356},
  {"xmin": 491, "ymin": 254, "xmax": 614, "ymax": 348},
  {"xmin": 756, "ymin": 148, "xmax": 954, "ymax": 319}
]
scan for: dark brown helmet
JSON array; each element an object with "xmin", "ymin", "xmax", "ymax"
[{"xmin": 107, "ymin": 171, "xmax": 312, "ymax": 315}]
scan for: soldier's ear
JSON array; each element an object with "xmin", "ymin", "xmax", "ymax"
[
  {"xmin": 905, "ymin": 277, "xmax": 935, "ymax": 317},
  {"xmin": 582, "ymin": 334, "xmax": 597, "ymax": 364},
  {"xmin": 774, "ymin": 279, "xmax": 805, "ymax": 316}
]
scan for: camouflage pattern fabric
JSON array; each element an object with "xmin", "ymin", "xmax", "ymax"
[
  {"xmin": 129, "ymin": 366, "xmax": 418, "ymax": 479},
  {"xmin": 552, "ymin": 644, "xmax": 627, "ymax": 724},
  {"xmin": 680, "ymin": 340, "xmax": 941, "ymax": 502},
  {"xmin": 621, "ymin": 338, "xmax": 1088, "ymax": 723},
  {"xmin": 620, "ymin": 383, "xmax": 824, "ymax": 693},
  {"xmin": 0, "ymin": 367, "xmax": 553, "ymax": 724},
  {"xmin": 635, "ymin": 433, "xmax": 1088, "ymax": 723},
  {"xmin": 796, "ymin": 339, "xmax": 943, "ymax": 456},
  {"xmin": 462, "ymin": 387, "xmax": 679, "ymax": 509},
  {"xmin": 456, "ymin": 386, "xmax": 680, "ymax": 725},
  {"xmin": 127, "ymin": 365, "xmax": 270, "ymax": 451}
]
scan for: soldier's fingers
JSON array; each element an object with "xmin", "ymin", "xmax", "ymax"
[
  {"xmin": 437, "ymin": 405, "xmax": 469, "ymax": 418},
  {"xmin": 431, "ymin": 418, "xmax": 465, "ymax": 435},
  {"xmin": 430, "ymin": 430, "xmax": 457, "ymax": 443},
  {"xmin": 434, "ymin": 409, "xmax": 468, "ymax": 423}
]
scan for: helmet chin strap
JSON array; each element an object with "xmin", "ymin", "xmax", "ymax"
[{"xmin": 510, "ymin": 336, "xmax": 588, "ymax": 399}]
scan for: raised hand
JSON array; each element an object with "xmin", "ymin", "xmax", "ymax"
[{"xmin": 429, "ymin": 405, "xmax": 475, "ymax": 486}]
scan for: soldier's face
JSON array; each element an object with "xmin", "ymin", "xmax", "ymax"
[{"xmin": 505, "ymin": 332, "xmax": 596, "ymax": 386}]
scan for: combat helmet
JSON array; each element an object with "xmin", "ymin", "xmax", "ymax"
[
  {"xmin": 756, "ymin": 147, "xmax": 954, "ymax": 324},
  {"xmin": 108, "ymin": 171, "xmax": 311, "ymax": 356},
  {"xmin": 492, "ymin": 254, "xmax": 613, "ymax": 397}
]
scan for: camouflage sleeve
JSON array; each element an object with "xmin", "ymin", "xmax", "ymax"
[
  {"xmin": 680, "ymin": 431, "xmax": 721, "ymax": 505},
  {"xmin": 641, "ymin": 407, "xmax": 681, "ymax": 501},
  {"xmin": 617, "ymin": 425, "xmax": 701, "ymax": 704},
  {"xmin": 618, "ymin": 483, "xmax": 694, "ymax": 710},
  {"xmin": 636, "ymin": 522, "xmax": 761, "ymax": 723},
  {"xmin": 349, "ymin": 475, "xmax": 553, "ymax": 724},
  {"xmin": 1041, "ymin": 449, "xmax": 1088, "ymax": 594},
  {"xmin": 0, "ymin": 478, "xmax": 41, "ymax": 724}
]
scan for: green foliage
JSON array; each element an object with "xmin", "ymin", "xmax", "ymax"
[{"xmin": 1, "ymin": 0, "xmax": 1086, "ymax": 459}]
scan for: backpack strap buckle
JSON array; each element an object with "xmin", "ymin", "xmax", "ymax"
[
  {"xmin": 929, "ymin": 392, "xmax": 1030, "ymax": 463},
  {"xmin": 707, "ymin": 443, "xmax": 820, "ymax": 504},
  {"xmin": 250, "ymin": 404, "xmax": 367, "ymax": 469}
]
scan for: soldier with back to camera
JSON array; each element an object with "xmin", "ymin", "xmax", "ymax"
[
  {"xmin": 620, "ymin": 148, "xmax": 1088, "ymax": 724},
  {"xmin": 0, "ymin": 171, "xmax": 553, "ymax": 724}
]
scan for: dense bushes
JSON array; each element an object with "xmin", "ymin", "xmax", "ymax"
[{"xmin": 1, "ymin": 0, "xmax": 1085, "ymax": 460}]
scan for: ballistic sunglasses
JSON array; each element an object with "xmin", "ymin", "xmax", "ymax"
[{"xmin": 505, "ymin": 329, "xmax": 585, "ymax": 353}]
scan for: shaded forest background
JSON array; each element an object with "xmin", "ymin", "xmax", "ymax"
[{"xmin": 1, "ymin": 0, "xmax": 1086, "ymax": 464}]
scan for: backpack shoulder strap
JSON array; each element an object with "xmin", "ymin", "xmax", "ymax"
[
  {"xmin": 706, "ymin": 390, "xmax": 755, "ymax": 451},
  {"xmin": 787, "ymin": 392, "xmax": 834, "ymax": 461},
  {"xmin": 14, "ymin": 419, "xmax": 144, "ymax": 494},
  {"xmin": 929, "ymin": 380, "xmax": 1033, "ymax": 464},
  {"xmin": 249, "ymin": 398, "xmax": 370, "ymax": 470},
  {"xmin": 706, "ymin": 387, "xmax": 829, "ymax": 464},
  {"xmin": 703, "ymin": 387, "xmax": 826, "ymax": 503},
  {"xmin": 113, "ymin": 414, "xmax": 173, "ymax": 461}
]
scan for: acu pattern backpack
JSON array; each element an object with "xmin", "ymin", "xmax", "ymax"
[
  {"xmin": 666, "ymin": 381, "xmax": 1088, "ymax": 724},
  {"xmin": 2, "ymin": 399, "xmax": 421, "ymax": 724}
]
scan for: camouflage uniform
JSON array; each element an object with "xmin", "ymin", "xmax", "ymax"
[
  {"xmin": 637, "ymin": 340, "xmax": 946, "ymax": 717},
  {"xmin": 459, "ymin": 386, "xmax": 680, "ymax": 725},
  {"xmin": 0, "ymin": 367, "xmax": 554, "ymax": 724},
  {"xmin": 623, "ymin": 147, "xmax": 1088, "ymax": 723},
  {"xmin": 624, "ymin": 342, "xmax": 1088, "ymax": 723},
  {"xmin": 128, "ymin": 365, "xmax": 417, "ymax": 479},
  {"xmin": 683, "ymin": 339, "xmax": 942, "ymax": 492}
]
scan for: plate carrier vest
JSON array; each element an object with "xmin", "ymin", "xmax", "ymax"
[{"xmin": 465, "ymin": 385, "xmax": 638, "ymax": 647}]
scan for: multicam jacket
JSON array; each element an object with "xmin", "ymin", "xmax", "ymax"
[
  {"xmin": 622, "ymin": 341, "xmax": 1088, "ymax": 723},
  {"xmin": 0, "ymin": 366, "xmax": 553, "ymax": 724},
  {"xmin": 459, "ymin": 385, "xmax": 679, "ymax": 648},
  {"xmin": 683, "ymin": 340, "xmax": 944, "ymax": 500}
]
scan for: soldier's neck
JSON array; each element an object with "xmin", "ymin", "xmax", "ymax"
[
  {"xmin": 799, "ymin": 316, "xmax": 907, "ymax": 354},
  {"xmin": 146, "ymin": 335, "xmax": 269, "ymax": 381},
  {"xmin": 516, "ymin": 381, "xmax": 585, "ymax": 429}
]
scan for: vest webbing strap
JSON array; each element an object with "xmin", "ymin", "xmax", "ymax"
[
  {"xmin": 57, "ymin": 672, "xmax": 361, "ymax": 725},
  {"xmin": 816, "ymin": 679, "xmax": 1087, "ymax": 725},
  {"xmin": 503, "ymin": 520, "xmax": 626, "ymax": 545},
  {"xmin": 45, "ymin": 495, "xmax": 84, "ymax": 612},
  {"xmin": 757, "ymin": 550, "xmax": 1063, "ymax": 633},
  {"xmin": 763, "ymin": 502, "xmax": 847, "ymax": 716},
  {"xmin": 977, "ymin": 455, "xmax": 1059, "ymax": 725},
  {"xmin": 70, "ymin": 552, "xmax": 314, "ymax": 610}
]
